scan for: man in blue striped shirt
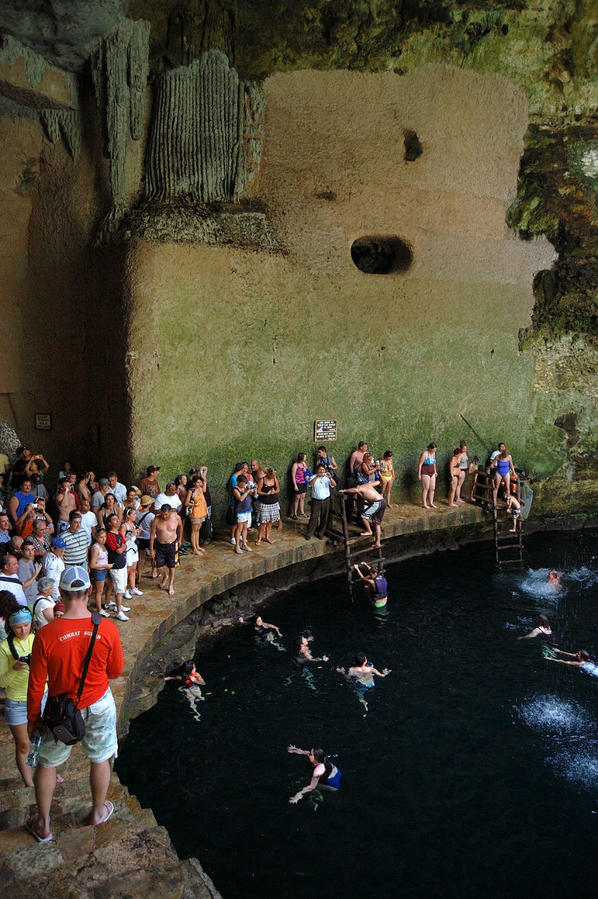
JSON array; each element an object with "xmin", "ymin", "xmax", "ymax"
[{"xmin": 62, "ymin": 511, "xmax": 91, "ymax": 570}]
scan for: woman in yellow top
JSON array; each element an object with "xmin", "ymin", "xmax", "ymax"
[
  {"xmin": 378, "ymin": 451, "xmax": 395, "ymax": 508},
  {"xmin": 185, "ymin": 473, "xmax": 208, "ymax": 556},
  {"xmin": 0, "ymin": 607, "xmax": 42, "ymax": 787}
]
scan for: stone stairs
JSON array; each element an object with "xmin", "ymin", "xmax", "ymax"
[{"xmin": 0, "ymin": 737, "xmax": 219, "ymax": 898}]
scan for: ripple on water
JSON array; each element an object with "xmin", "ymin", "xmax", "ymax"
[
  {"xmin": 517, "ymin": 695, "xmax": 592, "ymax": 734},
  {"xmin": 520, "ymin": 568, "xmax": 564, "ymax": 601},
  {"xmin": 547, "ymin": 749, "xmax": 598, "ymax": 788},
  {"xmin": 567, "ymin": 565, "xmax": 598, "ymax": 588}
]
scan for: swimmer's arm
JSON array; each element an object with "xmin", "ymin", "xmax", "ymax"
[
  {"xmin": 289, "ymin": 775, "xmax": 319, "ymax": 804},
  {"xmin": 371, "ymin": 667, "xmax": 391, "ymax": 677},
  {"xmin": 262, "ymin": 620, "xmax": 282, "ymax": 636},
  {"xmin": 336, "ymin": 666, "xmax": 351, "ymax": 680},
  {"xmin": 287, "ymin": 745, "xmax": 309, "ymax": 755},
  {"xmin": 545, "ymin": 657, "xmax": 580, "ymax": 666},
  {"xmin": 192, "ymin": 672, "xmax": 206, "ymax": 685},
  {"xmin": 552, "ymin": 649, "xmax": 576, "ymax": 657},
  {"xmin": 164, "ymin": 675, "xmax": 182, "ymax": 681}
]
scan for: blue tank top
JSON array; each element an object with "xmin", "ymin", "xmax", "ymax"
[{"xmin": 582, "ymin": 661, "xmax": 598, "ymax": 677}]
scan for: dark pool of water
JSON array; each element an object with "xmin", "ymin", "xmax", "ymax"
[{"xmin": 117, "ymin": 532, "xmax": 598, "ymax": 898}]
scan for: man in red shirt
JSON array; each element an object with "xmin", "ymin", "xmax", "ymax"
[{"xmin": 27, "ymin": 566, "xmax": 124, "ymax": 842}]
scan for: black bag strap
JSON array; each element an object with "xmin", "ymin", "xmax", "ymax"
[
  {"xmin": 0, "ymin": 574, "xmax": 23, "ymax": 586},
  {"xmin": 75, "ymin": 611, "xmax": 101, "ymax": 708},
  {"xmin": 137, "ymin": 511, "xmax": 150, "ymax": 527},
  {"xmin": 7, "ymin": 633, "xmax": 20, "ymax": 661}
]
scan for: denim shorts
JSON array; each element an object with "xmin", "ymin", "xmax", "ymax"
[
  {"xmin": 38, "ymin": 688, "xmax": 117, "ymax": 767},
  {"xmin": 4, "ymin": 692, "xmax": 47, "ymax": 727},
  {"xmin": 94, "ymin": 569, "xmax": 108, "ymax": 582}
]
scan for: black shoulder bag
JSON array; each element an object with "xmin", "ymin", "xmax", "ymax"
[{"xmin": 43, "ymin": 611, "xmax": 102, "ymax": 746}]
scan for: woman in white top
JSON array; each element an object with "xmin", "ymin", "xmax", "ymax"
[
  {"xmin": 90, "ymin": 527, "xmax": 112, "ymax": 617},
  {"xmin": 31, "ymin": 578, "xmax": 57, "ymax": 630},
  {"xmin": 121, "ymin": 507, "xmax": 143, "ymax": 599}
]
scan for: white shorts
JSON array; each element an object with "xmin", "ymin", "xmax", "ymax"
[
  {"xmin": 109, "ymin": 566, "xmax": 128, "ymax": 594},
  {"xmin": 237, "ymin": 511, "xmax": 252, "ymax": 524}
]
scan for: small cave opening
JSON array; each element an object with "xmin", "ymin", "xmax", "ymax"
[
  {"xmin": 350, "ymin": 236, "xmax": 413, "ymax": 275},
  {"xmin": 404, "ymin": 130, "xmax": 423, "ymax": 161}
]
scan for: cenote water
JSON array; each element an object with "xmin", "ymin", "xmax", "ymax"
[{"xmin": 117, "ymin": 532, "xmax": 598, "ymax": 897}]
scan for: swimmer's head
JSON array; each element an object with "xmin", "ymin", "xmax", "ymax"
[
  {"xmin": 183, "ymin": 661, "xmax": 196, "ymax": 676},
  {"xmin": 577, "ymin": 650, "xmax": 590, "ymax": 662},
  {"xmin": 301, "ymin": 629, "xmax": 314, "ymax": 642},
  {"xmin": 537, "ymin": 614, "xmax": 550, "ymax": 628},
  {"xmin": 255, "ymin": 616, "xmax": 263, "ymax": 626},
  {"xmin": 309, "ymin": 748, "xmax": 326, "ymax": 764},
  {"xmin": 354, "ymin": 652, "xmax": 367, "ymax": 667},
  {"xmin": 548, "ymin": 570, "xmax": 560, "ymax": 582}
]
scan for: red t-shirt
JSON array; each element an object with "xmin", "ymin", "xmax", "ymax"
[{"xmin": 27, "ymin": 615, "xmax": 124, "ymax": 726}]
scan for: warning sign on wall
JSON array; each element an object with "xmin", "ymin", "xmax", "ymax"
[{"xmin": 314, "ymin": 420, "xmax": 337, "ymax": 442}]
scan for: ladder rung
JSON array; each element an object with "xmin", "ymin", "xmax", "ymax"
[{"xmin": 349, "ymin": 544, "xmax": 384, "ymax": 560}]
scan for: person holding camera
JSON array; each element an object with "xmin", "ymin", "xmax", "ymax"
[{"xmin": 0, "ymin": 607, "xmax": 39, "ymax": 787}]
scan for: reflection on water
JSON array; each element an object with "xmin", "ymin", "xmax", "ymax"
[{"xmin": 117, "ymin": 531, "xmax": 598, "ymax": 898}]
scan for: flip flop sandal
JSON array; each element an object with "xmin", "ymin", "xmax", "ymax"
[
  {"xmin": 25, "ymin": 820, "xmax": 53, "ymax": 843},
  {"xmin": 96, "ymin": 800, "xmax": 115, "ymax": 826}
]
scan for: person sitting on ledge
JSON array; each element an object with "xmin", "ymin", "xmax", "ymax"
[{"xmin": 338, "ymin": 482, "xmax": 386, "ymax": 548}]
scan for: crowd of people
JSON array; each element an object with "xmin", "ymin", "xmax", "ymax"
[{"xmin": 0, "ymin": 435, "xmax": 521, "ymax": 839}]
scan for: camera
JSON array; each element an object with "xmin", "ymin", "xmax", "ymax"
[{"xmin": 19, "ymin": 654, "xmax": 31, "ymax": 666}]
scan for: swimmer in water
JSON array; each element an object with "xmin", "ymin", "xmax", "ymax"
[
  {"xmin": 294, "ymin": 633, "xmax": 329, "ymax": 663},
  {"xmin": 545, "ymin": 648, "xmax": 598, "ymax": 677},
  {"xmin": 518, "ymin": 614, "xmax": 553, "ymax": 640},
  {"xmin": 254, "ymin": 615, "xmax": 282, "ymax": 638},
  {"xmin": 353, "ymin": 562, "xmax": 388, "ymax": 608},
  {"xmin": 287, "ymin": 745, "xmax": 341, "ymax": 804},
  {"xmin": 254, "ymin": 615, "xmax": 285, "ymax": 651},
  {"xmin": 337, "ymin": 652, "xmax": 391, "ymax": 712},
  {"xmin": 547, "ymin": 570, "xmax": 561, "ymax": 588},
  {"xmin": 164, "ymin": 661, "xmax": 206, "ymax": 720}
]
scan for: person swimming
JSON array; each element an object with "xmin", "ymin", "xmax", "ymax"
[
  {"xmin": 287, "ymin": 745, "xmax": 341, "ymax": 804},
  {"xmin": 518, "ymin": 614, "xmax": 553, "ymax": 641},
  {"xmin": 253, "ymin": 615, "xmax": 285, "ymax": 651},
  {"xmin": 545, "ymin": 648, "xmax": 598, "ymax": 677},
  {"xmin": 293, "ymin": 632, "xmax": 329, "ymax": 663},
  {"xmin": 336, "ymin": 652, "xmax": 391, "ymax": 712},
  {"xmin": 547, "ymin": 570, "xmax": 561, "ymax": 588},
  {"xmin": 164, "ymin": 660, "xmax": 206, "ymax": 720}
]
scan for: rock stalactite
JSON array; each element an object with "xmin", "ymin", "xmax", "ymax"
[
  {"xmin": 144, "ymin": 49, "xmax": 264, "ymax": 203},
  {"xmin": 90, "ymin": 17, "xmax": 151, "ymax": 242}
]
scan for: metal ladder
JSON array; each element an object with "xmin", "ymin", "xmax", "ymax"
[
  {"xmin": 492, "ymin": 481, "xmax": 524, "ymax": 568},
  {"xmin": 324, "ymin": 493, "xmax": 385, "ymax": 599}
]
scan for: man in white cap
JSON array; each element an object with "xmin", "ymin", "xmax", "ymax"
[{"xmin": 26, "ymin": 565, "xmax": 124, "ymax": 842}]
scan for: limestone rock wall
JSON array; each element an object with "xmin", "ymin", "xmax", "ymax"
[{"xmin": 125, "ymin": 66, "xmax": 556, "ymax": 518}]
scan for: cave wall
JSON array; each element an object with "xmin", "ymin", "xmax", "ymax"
[{"xmin": 125, "ymin": 65, "xmax": 555, "ymax": 514}]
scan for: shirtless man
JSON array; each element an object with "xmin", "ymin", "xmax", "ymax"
[
  {"xmin": 338, "ymin": 482, "xmax": 386, "ymax": 547},
  {"xmin": 149, "ymin": 504, "xmax": 182, "ymax": 596},
  {"xmin": 336, "ymin": 653, "xmax": 391, "ymax": 686}
]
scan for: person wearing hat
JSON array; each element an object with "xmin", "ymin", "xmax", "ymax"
[
  {"xmin": 41, "ymin": 537, "xmax": 66, "ymax": 599},
  {"xmin": 0, "ymin": 606, "xmax": 40, "ymax": 787},
  {"xmin": 26, "ymin": 565, "xmax": 124, "ymax": 842},
  {"xmin": 91, "ymin": 478, "xmax": 111, "ymax": 513},
  {"xmin": 136, "ymin": 496, "xmax": 155, "ymax": 576}
]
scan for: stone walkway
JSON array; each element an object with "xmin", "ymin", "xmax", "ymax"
[{"xmin": 0, "ymin": 501, "xmax": 485, "ymax": 897}]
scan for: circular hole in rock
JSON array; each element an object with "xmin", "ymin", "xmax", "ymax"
[{"xmin": 350, "ymin": 236, "xmax": 413, "ymax": 274}]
